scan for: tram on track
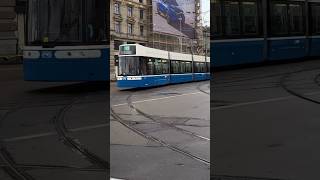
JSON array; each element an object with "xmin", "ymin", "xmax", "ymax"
[
  {"xmin": 23, "ymin": 0, "xmax": 109, "ymax": 81},
  {"xmin": 212, "ymin": 0, "xmax": 320, "ymax": 67},
  {"xmin": 117, "ymin": 44, "xmax": 210, "ymax": 89}
]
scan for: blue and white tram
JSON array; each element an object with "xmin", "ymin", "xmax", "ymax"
[
  {"xmin": 212, "ymin": 0, "xmax": 320, "ymax": 67},
  {"xmin": 23, "ymin": 0, "xmax": 109, "ymax": 81},
  {"xmin": 117, "ymin": 44, "xmax": 210, "ymax": 89}
]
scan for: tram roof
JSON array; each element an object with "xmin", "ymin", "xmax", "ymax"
[{"xmin": 119, "ymin": 44, "xmax": 210, "ymax": 62}]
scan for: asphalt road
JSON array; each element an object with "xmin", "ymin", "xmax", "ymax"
[
  {"xmin": 0, "ymin": 65, "xmax": 109, "ymax": 180},
  {"xmin": 110, "ymin": 81, "xmax": 210, "ymax": 180},
  {"xmin": 212, "ymin": 60, "xmax": 320, "ymax": 180}
]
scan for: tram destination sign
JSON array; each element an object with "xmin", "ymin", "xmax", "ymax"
[{"xmin": 120, "ymin": 45, "xmax": 136, "ymax": 55}]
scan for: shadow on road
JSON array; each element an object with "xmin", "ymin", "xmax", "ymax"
[{"xmin": 27, "ymin": 82, "xmax": 109, "ymax": 95}]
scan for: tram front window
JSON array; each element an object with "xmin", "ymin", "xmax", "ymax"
[
  {"xmin": 118, "ymin": 57, "xmax": 154, "ymax": 76},
  {"xmin": 27, "ymin": 0, "xmax": 107, "ymax": 45}
]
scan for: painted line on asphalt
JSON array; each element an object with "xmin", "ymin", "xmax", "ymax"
[
  {"xmin": 3, "ymin": 132, "xmax": 56, "ymax": 142},
  {"xmin": 3, "ymin": 123, "xmax": 108, "ymax": 142},
  {"xmin": 69, "ymin": 123, "xmax": 109, "ymax": 132},
  {"xmin": 113, "ymin": 92, "xmax": 203, "ymax": 107},
  {"xmin": 213, "ymin": 91, "xmax": 320, "ymax": 111}
]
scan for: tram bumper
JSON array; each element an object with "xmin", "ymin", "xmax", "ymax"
[{"xmin": 23, "ymin": 59, "xmax": 108, "ymax": 81}]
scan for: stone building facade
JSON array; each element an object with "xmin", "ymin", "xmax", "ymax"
[{"xmin": 0, "ymin": 0, "xmax": 25, "ymax": 62}]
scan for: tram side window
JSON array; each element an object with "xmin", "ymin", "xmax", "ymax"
[
  {"xmin": 185, "ymin": 62, "xmax": 192, "ymax": 73},
  {"xmin": 195, "ymin": 62, "xmax": 207, "ymax": 73},
  {"xmin": 310, "ymin": 4, "xmax": 320, "ymax": 35},
  {"xmin": 224, "ymin": 1, "xmax": 241, "ymax": 35},
  {"xmin": 194, "ymin": 62, "xmax": 199, "ymax": 73},
  {"xmin": 171, "ymin": 61, "xmax": 180, "ymax": 74},
  {"xmin": 271, "ymin": 3, "xmax": 288, "ymax": 35},
  {"xmin": 154, "ymin": 59, "xmax": 163, "ymax": 75},
  {"xmin": 201, "ymin": 63, "xmax": 207, "ymax": 73},
  {"xmin": 242, "ymin": 1, "xmax": 258, "ymax": 34},
  {"xmin": 147, "ymin": 58, "xmax": 154, "ymax": 75},
  {"xmin": 288, "ymin": 4, "xmax": 304, "ymax": 34},
  {"xmin": 180, "ymin": 62, "xmax": 186, "ymax": 73},
  {"xmin": 219, "ymin": 0, "xmax": 259, "ymax": 37},
  {"xmin": 162, "ymin": 60, "xmax": 169, "ymax": 74},
  {"xmin": 212, "ymin": 0, "xmax": 222, "ymax": 37},
  {"xmin": 139, "ymin": 57, "xmax": 147, "ymax": 75}
]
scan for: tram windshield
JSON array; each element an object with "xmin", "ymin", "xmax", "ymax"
[
  {"xmin": 119, "ymin": 57, "xmax": 153, "ymax": 76},
  {"xmin": 27, "ymin": 0, "xmax": 107, "ymax": 46}
]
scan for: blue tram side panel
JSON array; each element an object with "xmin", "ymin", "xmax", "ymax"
[
  {"xmin": 212, "ymin": 0, "xmax": 320, "ymax": 67},
  {"xmin": 309, "ymin": 36, "xmax": 320, "ymax": 57},
  {"xmin": 116, "ymin": 44, "xmax": 210, "ymax": 89},
  {"xmin": 212, "ymin": 39, "xmax": 264, "ymax": 67}
]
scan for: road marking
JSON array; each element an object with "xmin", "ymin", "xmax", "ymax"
[
  {"xmin": 3, "ymin": 123, "xmax": 108, "ymax": 142},
  {"xmin": 112, "ymin": 92, "xmax": 203, "ymax": 107},
  {"xmin": 69, "ymin": 123, "xmax": 108, "ymax": 132},
  {"xmin": 3, "ymin": 132, "xmax": 56, "ymax": 142},
  {"xmin": 213, "ymin": 91, "xmax": 320, "ymax": 111}
]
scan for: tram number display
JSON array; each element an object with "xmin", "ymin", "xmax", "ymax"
[{"xmin": 119, "ymin": 45, "xmax": 136, "ymax": 55}]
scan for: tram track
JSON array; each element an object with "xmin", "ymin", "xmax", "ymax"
[
  {"xmin": 0, "ymin": 162, "xmax": 106, "ymax": 172},
  {"xmin": 0, "ymin": 98, "xmax": 107, "ymax": 112},
  {"xmin": 110, "ymin": 108, "xmax": 210, "ymax": 166},
  {"xmin": 127, "ymin": 94, "xmax": 210, "ymax": 141},
  {"xmin": 0, "ymin": 104, "xmax": 35, "ymax": 180},
  {"xmin": 0, "ymin": 87, "xmax": 109, "ymax": 179},
  {"xmin": 111, "ymin": 88, "xmax": 210, "ymax": 166},
  {"xmin": 53, "ymin": 97, "xmax": 109, "ymax": 170},
  {"xmin": 197, "ymin": 81, "xmax": 210, "ymax": 95},
  {"xmin": 280, "ymin": 69, "xmax": 320, "ymax": 105}
]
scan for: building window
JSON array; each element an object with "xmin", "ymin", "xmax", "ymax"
[
  {"xmin": 114, "ymin": 3, "xmax": 120, "ymax": 14},
  {"xmin": 140, "ymin": 25, "xmax": 144, "ymax": 36},
  {"xmin": 128, "ymin": 6, "xmax": 133, "ymax": 17},
  {"xmin": 115, "ymin": 21, "xmax": 121, "ymax": 33},
  {"xmin": 140, "ymin": 9, "xmax": 144, "ymax": 19},
  {"xmin": 114, "ymin": 40, "xmax": 123, "ymax": 50},
  {"xmin": 139, "ymin": 0, "xmax": 143, "ymax": 3},
  {"xmin": 128, "ymin": 23, "xmax": 133, "ymax": 34}
]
